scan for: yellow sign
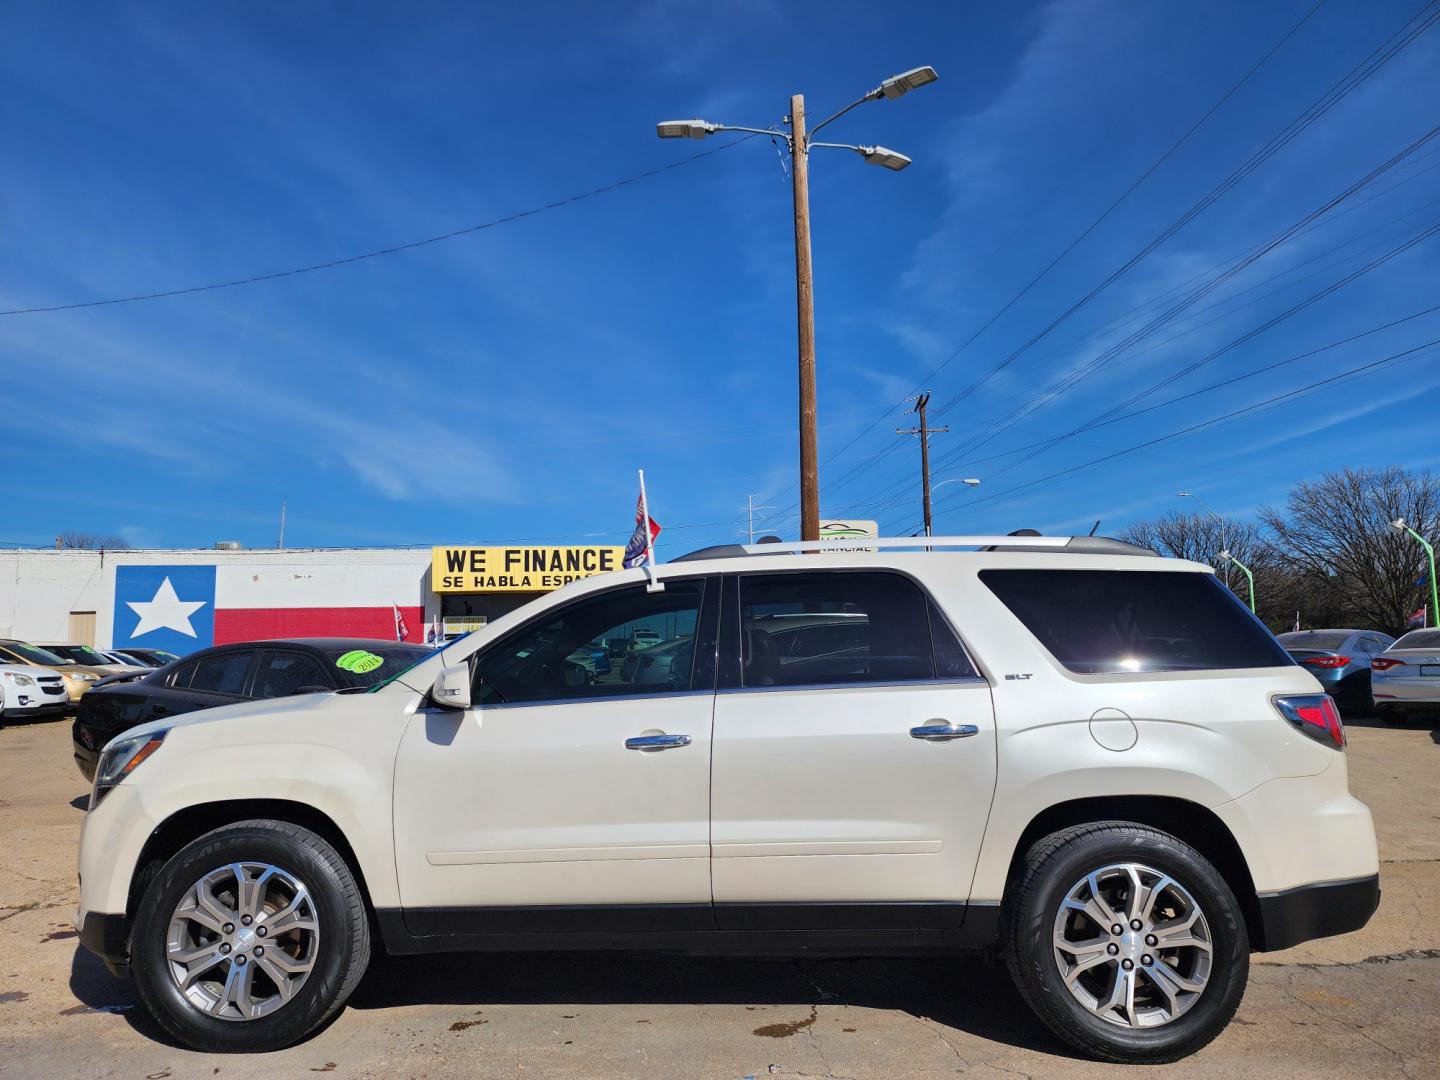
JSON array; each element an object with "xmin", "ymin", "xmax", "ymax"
[{"xmin": 432, "ymin": 546, "xmax": 625, "ymax": 593}]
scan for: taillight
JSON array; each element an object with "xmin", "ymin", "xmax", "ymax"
[
  {"xmin": 1273, "ymin": 694, "xmax": 1346, "ymax": 750},
  {"xmin": 1371, "ymin": 657, "xmax": 1406, "ymax": 671},
  {"xmin": 1301, "ymin": 655, "xmax": 1350, "ymax": 669}
]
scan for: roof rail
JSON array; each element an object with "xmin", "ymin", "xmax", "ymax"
[{"xmin": 672, "ymin": 536, "xmax": 1157, "ymax": 560}]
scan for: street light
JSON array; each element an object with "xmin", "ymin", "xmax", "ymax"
[
  {"xmin": 1177, "ymin": 491, "xmax": 1232, "ymax": 592},
  {"xmin": 1392, "ymin": 518, "xmax": 1439, "ymax": 627},
  {"xmin": 1219, "ymin": 550, "xmax": 1256, "ymax": 613},
  {"xmin": 657, "ymin": 65, "xmax": 938, "ymax": 542}
]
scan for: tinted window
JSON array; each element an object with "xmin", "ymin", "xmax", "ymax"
[
  {"xmin": 253, "ymin": 651, "xmax": 332, "ymax": 697},
  {"xmin": 474, "ymin": 581, "xmax": 705, "ymax": 705},
  {"xmin": 187, "ymin": 651, "xmax": 254, "ymax": 695},
  {"xmin": 739, "ymin": 572, "xmax": 937, "ymax": 687},
  {"xmin": 1, "ymin": 642, "xmax": 68, "ymax": 665},
  {"xmin": 48, "ymin": 644, "xmax": 112, "ymax": 666},
  {"xmin": 981, "ymin": 569, "xmax": 1292, "ymax": 674},
  {"xmin": 1276, "ymin": 631, "xmax": 1351, "ymax": 651},
  {"xmin": 1394, "ymin": 629, "xmax": 1440, "ymax": 649}
]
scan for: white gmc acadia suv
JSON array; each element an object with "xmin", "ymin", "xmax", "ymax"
[{"xmin": 75, "ymin": 535, "xmax": 1379, "ymax": 1063}]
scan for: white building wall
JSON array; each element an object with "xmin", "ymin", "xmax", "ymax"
[{"xmin": 0, "ymin": 548, "xmax": 434, "ymax": 648}]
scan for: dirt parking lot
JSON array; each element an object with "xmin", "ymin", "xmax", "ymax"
[{"xmin": 1, "ymin": 715, "xmax": 1437, "ymax": 1080}]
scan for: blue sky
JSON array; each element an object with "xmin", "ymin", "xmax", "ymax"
[{"xmin": 3, "ymin": 0, "xmax": 1438, "ymax": 554}]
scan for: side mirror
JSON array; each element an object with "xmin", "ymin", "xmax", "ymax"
[{"xmin": 432, "ymin": 663, "xmax": 472, "ymax": 710}]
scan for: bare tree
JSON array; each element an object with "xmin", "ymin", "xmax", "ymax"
[
  {"xmin": 1261, "ymin": 468, "xmax": 1440, "ymax": 635},
  {"xmin": 56, "ymin": 530, "xmax": 131, "ymax": 550},
  {"xmin": 1119, "ymin": 510, "xmax": 1281, "ymax": 598}
]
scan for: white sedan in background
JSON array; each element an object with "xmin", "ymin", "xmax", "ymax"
[
  {"xmin": 1371, "ymin": 628, "xmax": 1440, "ymax": 721},
  {"xmin": 0, "ymin": 663, "xmax": 71, "ymax": 724}
]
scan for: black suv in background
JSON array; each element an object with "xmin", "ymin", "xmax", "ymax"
[{"xmin": 72, "ymin": 638, "xmax": 429, "ymax": 780}]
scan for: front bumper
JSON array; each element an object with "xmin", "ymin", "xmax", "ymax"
[
  {"xmin": 2, "ymin": 701, "xmax": 70, "ymax": 720},
  {"xmin": 1256, "ymin": 873, "xmax": 1380, "ymax": 952}
]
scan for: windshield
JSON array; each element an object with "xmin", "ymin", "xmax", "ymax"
[
  {"xmin": 2, "ymin": 641, "xmax": 69, "ymax": 665},
  {"xmin": 1276, "ymin": 631, "xmax": 1351, "ymax": 651},
  {"xmin": 1393, "ymin": 629, "xmax": 1440, "ymax": 650},
  {"xmin": 48, "ymin": 644, "xmax": 114, "ymax": 666},
  {"xmin": 320, "ymin": 644, "xmax": 432, "ymax": 689}
]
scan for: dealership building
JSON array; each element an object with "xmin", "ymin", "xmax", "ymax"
[{"xmin": 0, "ymin": 543, "xmax": 624, "ymax": 657}]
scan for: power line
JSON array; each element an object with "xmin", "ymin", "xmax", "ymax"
[
  {"xmin": 915, "ymin": 121, "xmax": 1440, "ymax": 492},
  {"xmin": 756, "ymin": 1, "xmax": 1436, "ymax": 534},
  {"xmin": 0, "ymin": 137, "xmax": 756, "ymax": 317},
  {"xmin": 748, "ymin": 0, "xmax": 1332, "ymax": 521},
  {"xmin": 929, "ymin": 337, "xmax": 1440, "ymax": 521}
]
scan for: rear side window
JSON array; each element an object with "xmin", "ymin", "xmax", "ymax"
[
  {"xmin": 187, "ymin": 651, "xmax": 255, "ymax": 695},
  {"xmin": 981, "ymin": 569, "xmax": 1292, "ymax": 674},
  {"xmin": 253, "ymin": 651, "xmax": 332, "ymax": 697},
  {"xmin": 739, "ymin": 571, "xmax": 972, "ymax": 687}
]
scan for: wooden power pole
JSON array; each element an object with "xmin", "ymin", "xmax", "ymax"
[
  {"xmin": 897, "ymin": 393, "xmax": 948, "ymax": 537},
  {"xmin": 789, "ymin": 94, "xmax": 820, "ymax": 542}
]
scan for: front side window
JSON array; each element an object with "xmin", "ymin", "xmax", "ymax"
[
  {"xmin": 473, "ymin": 580, "xmax": 706, "ymax": 705},
  {"xmin": 982, "ymin": 569, "xmax": 1293, "ymax": 674},
  {"xmin": 187, "ymin": 651, "xmax": 255, "ymax": 695},
  {"xmin": 739, "ymin": 571, "xmax": 949, "ymax": 687}
]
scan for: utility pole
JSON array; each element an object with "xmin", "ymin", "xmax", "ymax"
[
  {"xmin": 656, "ymin": 66, "xmax": 937, "ymax": 545},
  {"xmin": 897, "ymin": 392, "xmax": 948, "ymax": 536},
  {"xmin": 278, "ymin": 500, "xmax": 287, "ymax": 550},
  {"xmin": 743, "ymin": 494, "xmax": 774, "ymax": 545},
  {"xmin": 790, "ymin": 94, "xmax": 820, "ymax": 542}
]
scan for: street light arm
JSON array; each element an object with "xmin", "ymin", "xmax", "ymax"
[
  {"xmin": 715, "ymin": 123, "xmax": 791, "ymax": 140},
  {"xmin": 806, "ymin": 92, "xmax": 880, "ymax": 140}
]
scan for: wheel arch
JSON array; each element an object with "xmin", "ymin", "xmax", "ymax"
[
  {"xmin": 1002, "ymin": 795, "xmax": 1267, "ymax": 950},
  {"xmin": 126, "ymin": 799, "xmax": 375, "ymax": 930}
]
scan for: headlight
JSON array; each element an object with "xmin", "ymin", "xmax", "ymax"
[
  {"xmin": 73, "ymin": 673, "xmax": 99, "ymax": 683},
  {"xmin": 3, "ymin": 672, "xmax": 36, "ymax": 686},
  {"xmin": 91, "ymin": 730, "xmax": 168, "ymax": 808}
]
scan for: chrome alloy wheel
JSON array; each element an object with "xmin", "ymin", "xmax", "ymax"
[
  {"xmin": 1052, "ymin": 862, "xmax": 1213, "ymax": 1029},
  {"xmin": 165, "ymin": 862, "xmax": 319, "ymax": 1021}
]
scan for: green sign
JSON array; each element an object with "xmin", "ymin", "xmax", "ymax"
[{"xmin": 335, "ymin": 649, "xmax": 384, "ymax": 674}]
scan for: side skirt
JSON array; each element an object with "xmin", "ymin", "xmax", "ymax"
[{"xmin": 377, "ymin": 901, "xmax": 1002, "ymax": 958}]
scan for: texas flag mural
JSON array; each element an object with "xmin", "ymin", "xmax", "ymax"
[{"xmin": 113, "ymin": 564, "xmax": 422, "ymax": 657}]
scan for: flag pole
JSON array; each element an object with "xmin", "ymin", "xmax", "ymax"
[{"xmin": 638, "ymin": 468, "xmax": 663, "ymax": 593}]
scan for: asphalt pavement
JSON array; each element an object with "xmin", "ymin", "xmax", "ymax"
[{"xmin": 1, "ymin": 714, "xmax": 1437, "ymax": 1079}]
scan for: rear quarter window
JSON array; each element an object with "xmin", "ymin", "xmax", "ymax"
[{"xmin": 980, "ymin": 568, "xmax": 1293, "ymax": 674}]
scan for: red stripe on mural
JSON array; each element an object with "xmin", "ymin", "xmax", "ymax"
[{"xmin": 213, "ymin": 606, "xmax": 423, "ymax": 645}]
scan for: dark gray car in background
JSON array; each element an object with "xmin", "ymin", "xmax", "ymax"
[{"xmin": 1276, "ymin": 628, "xmax": 1395, "ymax": 710}]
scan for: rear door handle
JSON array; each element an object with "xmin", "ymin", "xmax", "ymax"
[
  {"xmin": 624, "ymin": 733, "xmax": 692, "ymax": 751},
  {"xmin": 910, "ymin": 723, "xmax": 978, "ymax": 742}
]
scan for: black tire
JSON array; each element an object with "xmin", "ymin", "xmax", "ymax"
[
  {"xmin": 131, "ymin": 820, "xmax": 370, "ymax": 1052},
  {"xmin": 1003, "ymin": 821, "xmax": 1248, "ymax": 1064}
]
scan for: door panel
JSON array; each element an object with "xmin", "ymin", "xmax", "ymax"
[
  {"xmin": 393, "ymin": 693, "xmax": 714, "ymax": 915},
  {"xmin": 710, "ymin": 680, "xmax": 996, "ymax": 919}
]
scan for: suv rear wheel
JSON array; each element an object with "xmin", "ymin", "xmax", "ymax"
[
  {"xmin": 131, "ymin": 820, "xmax": 370, "ymax": 1052},
  {"xmin": 1004, "ymin": 822, "xmax": 1248, "ymax": 1064}
]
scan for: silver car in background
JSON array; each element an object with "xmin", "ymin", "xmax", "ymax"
[
  {"xmin": 1371, "ymin": 628, "xmax": 1440, "ymax": 722},
  {"xmin": 1275, "ymin": 629, "xmax": 1395, "ymax": 711}
]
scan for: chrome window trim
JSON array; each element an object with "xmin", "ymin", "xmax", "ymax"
[
  {"xmin": 420, "ymin": 687, "xmax": 719, "ymax": 713},
  {"xmin": 716, "ymin": 676, "xmax": 990, "ymax": 696}
]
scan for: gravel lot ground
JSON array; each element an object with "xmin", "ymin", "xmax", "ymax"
[{"xmin": 1, "ymin": 714, "xmax": 1437, "ymax": 1079}]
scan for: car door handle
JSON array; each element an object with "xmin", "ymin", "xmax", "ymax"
[
  {"xmin": 910, "ymin": 722, "xmax": 979, "ymax": 742},
  {"xmin": 624, "ymin": 733, "xmax": 692, "ymax": 751}
]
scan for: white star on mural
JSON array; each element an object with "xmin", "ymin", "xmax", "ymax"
[{"xmin": 126, "ymin": 577, "xmax": 206, "ymax": 638}]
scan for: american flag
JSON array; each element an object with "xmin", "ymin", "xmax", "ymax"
[
  {"xmin": 393, "ymin": 603, "xmax": 411, "ymax": 641},
  {"xmin": 1407, "ymin": 606, "xmax": 1427, "ymax": 629},
  {"xmin": 623, "ymin": 491, "xmax": 661, "ymax": 569}
]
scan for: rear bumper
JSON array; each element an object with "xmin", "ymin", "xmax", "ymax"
[
  {"xmin": 1255, "ymin": 873, "xmax": 1380, "ymax": 952},
  {"xmin": 78, "ymin": 910, "xmax": 131, "ymax": 978},
  {"xmin": 1372, "ymin": 679, "xmax": 1440, "ymax": 706}
]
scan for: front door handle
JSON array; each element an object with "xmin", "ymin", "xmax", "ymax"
[
  {"xmin": 624, "ymin": 733, "xmax": 693, "ymax": 751},
  {"xmin": 910, "ymin": 722, "xmax": 978, "ymax": 742}
]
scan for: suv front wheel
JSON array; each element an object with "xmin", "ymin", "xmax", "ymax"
[
  {"xmin": 131, "ymin": 820, "xmax": 371, "ymax": 1052},
  {"xmin": 1004, "ymin": 822, "xmax": 1248, "ymax": 1064}
]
